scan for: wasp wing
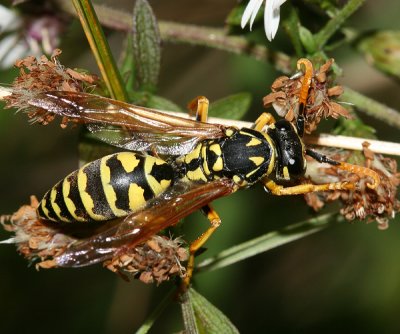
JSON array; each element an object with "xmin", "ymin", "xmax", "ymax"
[
  {"xmin": 54, "ymin": 179, "xmax": 236, "ymax": 268},
  {"xmin": 29, "ymin": 91, "xmax": 226, "ymax": 155}
]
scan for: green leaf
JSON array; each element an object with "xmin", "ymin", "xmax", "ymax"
[
  {"xmin": 225, "ymin": 3, "xmax": 246, "ymax": 27},
  {"xmin": 357, "ymin": 30, "xmax": 400, "ymax": 79},
  {"xmin": 197, "ymin": 213, "xmax": 338, "ymax": 273},
  {"xmin": 209, "ymin": 93, "xmax": 251, "ymax": 120},
  {"xmin": 129, "ymin": 91, "xmax": 183, "ymax": 111},
  {"xmin": 282, "ymin": 7, "xmax": 303, "ymax": 57},
  {"xmin": 299, "ymin": 26, "xmax": 317, "ymax": 54},
  {"xmin": 119, "ymin": 34, "xmax": 136, "ymax": 91},
  {"xmin": 132, "ymin": 0, "xmax": 161, "ymax": 93},
  {"xmin": 333, "ymin": 117, "xmax": 376, "ymax": 139},
  {"xmin": 184, "ymin": 288, "xmax": 240, "ymax": 334}
]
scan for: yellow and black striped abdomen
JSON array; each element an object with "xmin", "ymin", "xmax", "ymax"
[{"xmin": 37, "ymin": 152, "xmax": 175, "ymax": 223}]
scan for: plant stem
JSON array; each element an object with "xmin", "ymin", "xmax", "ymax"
[
  {"xmin": 339, "ymin": 88, "xmax": 400, "ymax": 129},
  {"xmin": 314, "ymin": 0, "xmax": 366, "ymax": 49},
  {"xmin": 71, "ymin": 0, "xmax": 128, "ymax": 101}
]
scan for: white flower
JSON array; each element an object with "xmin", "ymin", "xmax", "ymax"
[
  {"xmin": 0, "ymin": 5, "xmax": 63, "ymax": 69},
  {"xmin": 241, "ymin": 0, "xmax": 287, "ymax": 41}
]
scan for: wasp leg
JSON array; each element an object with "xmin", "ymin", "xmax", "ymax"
[
  {"xmin": 183, "ymin": 204, "xmax": 221, "ymax": 288},
  {"xmin": 187, "ymin": 96, "xmax": 210, "ymax": 122},
  {"xmin": 264, "ymin": 179, "xmax": 355, "ymax": 196},
  {"xmin": 252, "ymin": 113, "xmax": 276, "ymax": 131}
]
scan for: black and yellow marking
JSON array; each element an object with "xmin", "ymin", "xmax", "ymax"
[{"xmin": 38, "ymin": 152, "xmax": 175, "ymax": 223}]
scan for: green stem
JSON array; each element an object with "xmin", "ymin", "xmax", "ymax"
[
  {"xmin": 314, "ymin": 0, "xmax": 366, "ymax": 49},
  {"xmin": 71, "ymin": 0, "xmax": 128, "ymax": 101},
  {"xmin": 339, "ymin": 88, "xmax": 400, "ymax": 129}
]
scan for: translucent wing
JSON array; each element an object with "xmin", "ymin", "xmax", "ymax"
[
  {"xmin": 28, "ymin": 91, "xmax": 226, "ymax": 155},
  {"xmin": 54, "ymin": 179, "xmax": 236, "ymax": 268}
]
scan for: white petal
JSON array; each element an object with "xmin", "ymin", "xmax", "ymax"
[
  {"xmin": 0, "ymin": 5, "xmax": 22, "ymax": 32},
  {"xmin": 264, "ymin": 0, "xmax": 282, "ymax": 41},
  {"xmin": 274, "ymin": 0, "xmax": 287, "ymax": 7},
  {"xmin": 241, "ymin": 0, "xmax": 264, "ymax": 30},
  {"xmin": 0, "ymin": 35, "xmax": 29, "ymax": 69}
]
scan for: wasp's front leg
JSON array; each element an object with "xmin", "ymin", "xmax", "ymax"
[
  {"xmin": 183, "ymin": 204, "xmax": 221, "ymax": 288},
  {"xmin": 252, "ymin": 113, "xmax": 276, "ymax": 131},
  {"xmin": 264, "ymin": 179, "xmax": 355, "ymax": 196}
]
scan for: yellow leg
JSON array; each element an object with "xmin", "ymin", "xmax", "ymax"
[
  {"xmin": 187, "ymin": 96, "xmax": 209, "ymax": 122},
  {"xmin": 253, "ymin": 112, "xmax": 276, "ymax": 131},
  {"xmin": 264, "ymin": 179, "xmax": 355, "ymax": 196},
  {"xmin": 183, "ymin": 204, "xmax": 221, "ymax": 288}
]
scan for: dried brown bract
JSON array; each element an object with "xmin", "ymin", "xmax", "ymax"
[
  {"xmin": 304, "ymin": 143, "xmax": 400, "ymax": 229},
  {"xmin": 1, "ymin": 198, "xmax": 189, "ymax": 284},
  {"xmin": 0, "ymin": 196, "xmax": 73, "ymax": 265},
  {"xmin": 263, "ymin": 59, "xmax": 351, "ymax": 133},
  {"xmin": 104, "ymin": 235, "xmax": 188, "ymax": 284},
  {"xmin": 3, "ymin": 49, "xmax": 99, "ymax": 125}
]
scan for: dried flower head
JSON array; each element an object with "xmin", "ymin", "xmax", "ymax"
[
  {"xmin": 1, "ymin": 198, "xmax": 188, "ymax": 284},
  {"xmin": 263, "ymin": 59, "xmax": 351, "ymax": 133},
  {"xmin": 104, "ymin": 235, "xmax": 188, "ymax": 284},
  {"xmin": 304, "ymin": 142, "xmax": 400, "ymax": 229},
  {"xmin": 3, "ymin": 49, "xmax": 99, "ymax": 125}
]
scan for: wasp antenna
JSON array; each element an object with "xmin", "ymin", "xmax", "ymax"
[
  {"xmin": 337, "ymin": 161, "xmax": 380, "ymax": 189},
  {"xmin": 296, "ymin": 58, "xmax": 313, "ymax": 115}
]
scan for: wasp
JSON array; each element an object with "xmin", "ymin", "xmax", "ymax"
[{"xmin": 27, "ymin": 58, "xmax": 379, "ymax": 286}]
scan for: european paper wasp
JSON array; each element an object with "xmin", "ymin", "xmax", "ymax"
[{"xmin": 7, "ymin": 58, "xmax": 380, "ymax": 286}]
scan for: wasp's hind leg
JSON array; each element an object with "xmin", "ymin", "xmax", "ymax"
[
  {"xmin": 183, "ymin": 204, "xmax": 221, "ymax": 288},
  {"xmin": 187, "ymin": 96, "xmax": 210, "ymax": 122}
]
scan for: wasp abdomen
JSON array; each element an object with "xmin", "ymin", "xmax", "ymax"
[{"xmin": 37, "ymin": 152, "xmax": 174, "ymax": 223}]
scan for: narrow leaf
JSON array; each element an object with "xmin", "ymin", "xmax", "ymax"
[
  {"xmin": 119, "ymin": 34, "xmax": 136, "ymax": 91},
  {"xmin": 197, "ymin": 213, "xmax": 339, "ymax": 273},
  {"xmin": 282, "ymin": 7, "xmax": 303, "ymax": 57},
  {"xmin": 189, "ymin": 288, "xmax": 239, "ymax": 334},
  {"xmin": 129, "ymin": 91, "xmax": 183, "ymax": 111},
  {"xmin": 72, "ymin": 0, "xmax": 128, "ymax": 101},
  {"xmin": 299, "ymin": 26, "xmax": 317, "ymax": 54},
  {"xmin": 181, "ymin": 289, "xmax": 200, "ymax": 334},
  {"xmin": 132, "ymin": 0, "xmax": 161, "ymax": 92},
  {"xmin": 209, "ymin": 93, "xmax": 251, "ymax": 120}
]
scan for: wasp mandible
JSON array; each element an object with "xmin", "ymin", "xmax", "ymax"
[{"xmin": 24, "ymin": 58, "xmax": 380, "ymax": 286}]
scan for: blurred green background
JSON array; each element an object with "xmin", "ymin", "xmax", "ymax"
[{"xmin": 1, "ymin": 0, "xmax": 400, "ymax": 333}]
